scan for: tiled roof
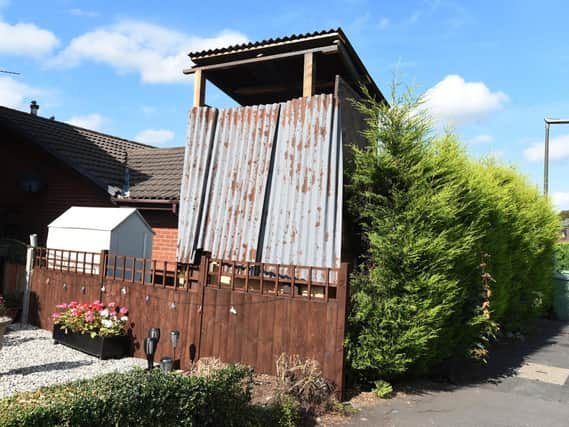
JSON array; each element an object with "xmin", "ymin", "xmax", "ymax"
[
  {"xmin": 189, "ymin": 28, "xmax": 341, "ymax": 60},
  {"xmin": 0, "ymin": 105, "xmax": 151, "ymax": 193},
  {"xmin": 126, "ymin": 147, "xmax": 185, "ymax": 200}
]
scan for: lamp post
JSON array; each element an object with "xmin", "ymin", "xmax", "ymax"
[{"xmin": 544, "ymin": 118, "xmax": 569, "ymax": 197}]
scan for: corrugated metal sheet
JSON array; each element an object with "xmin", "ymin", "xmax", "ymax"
[
  {"xmin": 261, "ymin": 95, "xmax": 342, "ymax": 268},
  {"xmin": 199, "ymin": 103, "xmax": 280, "ymax": 261},
  {"xmin": 177, "ymin": 107, "xmax": 217, "ymax": 263},
  {"xmin": 178, "ymin": 95, "xmax": 343, "ymax": 268}
]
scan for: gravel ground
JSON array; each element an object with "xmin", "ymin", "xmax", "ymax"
[{"xmin": 0, "ymin": 323, "xmax": 146, "ymax": 399}]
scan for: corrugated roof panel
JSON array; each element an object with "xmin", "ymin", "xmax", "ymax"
[
  {"xmin": 177, "ymin": 107, "xmax": 218, "ymax": 263},
  {"xmin": 189, "ymin": 28, "xmax": 340, "ymax": 60},
  {"xmin": 260, "ymin": 95, "xmax": 342, "ymax": 268},
  {"xmin": 177, "ymin": 95, "xmax": 342, "ymax": 268},
  {"xmin": 199, "ymin": 103, "xmax": 280, "ymax": 261}
]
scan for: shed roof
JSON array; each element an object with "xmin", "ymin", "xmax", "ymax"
[
  {"xmin": 185, "ymin": 28, "xmax": 385, "ymax": 106},
  {"xmin": 48, "ymin": 207, "xmax": 151, "ymax": 232},
  {"xmin": 126, "ymin": 147, "xmax": 185, "ymax": 200}
]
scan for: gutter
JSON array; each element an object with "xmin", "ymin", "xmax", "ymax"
[{"xmin": 112, "ymin": 197, "xmax": 178, "ymax": 214}]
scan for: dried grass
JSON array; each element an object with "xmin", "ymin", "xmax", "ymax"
[{"xmin": 275, "ymin": 353, "xmax": 335, "ymax": 414}]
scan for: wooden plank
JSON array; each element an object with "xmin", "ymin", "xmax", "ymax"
[
  {"xmin": 303, "ymin": 52, "xmax": 316, "ymax": 97},
  {"xmin": 193, "ymin": 69, "xmax": 206, "ymax": 107},
  {"xmin": 184, "ymin": 44, "xmax": 337, "ymax": 75}
]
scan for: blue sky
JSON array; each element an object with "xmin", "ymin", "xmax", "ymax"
[{"xmin": 1, "ymin": 0, "xmax": 568, "ymax": 209}]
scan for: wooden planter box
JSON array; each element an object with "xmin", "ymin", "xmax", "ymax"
[{"xmin": 53, "ymin": 325, "xmax": 130, "ymax": 360}]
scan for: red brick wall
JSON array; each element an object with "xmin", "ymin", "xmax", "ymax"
[
  {"xmin": 0, "ymin": 129, "xmax": 112, "ymax": 244},
  {"xmin": 140, "ymin": 211, "xmax": 178, "ymax": 262}
]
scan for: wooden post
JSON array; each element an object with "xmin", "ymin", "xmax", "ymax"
[
  {"xmin": 303, "ymin": 52, "xmax": 316, "ymax": 97},
  {"xmin": 193, "ymin": 69, "xmax": 206, "ymax": 107}
]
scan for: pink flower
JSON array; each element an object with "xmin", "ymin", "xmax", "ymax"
[
  {"xmin": 70, "ymin": 309, "xmax": 81, "ymax": 317},
  {"xmin": 68, "ymin": 301, "xmax": 79, "ymax": 308},
  {"xmin": 119, "ymin": 307, "xmax": 128, "ymax": 315},
  {"xmin": 56, "ymin": 303, "xmax": 67, "ymax": 309},
  {"xmin": 85, "ymin": 312, "xmax": 94, "ymax": 323},
  {"xmin": 108, "ymin": 302, "xmax": 116, "ymax": 309},
  {"xmin": 51, "ymin": 313, "xmax": 60, "ymax": 320}
]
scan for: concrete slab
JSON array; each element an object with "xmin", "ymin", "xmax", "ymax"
[{"xmin": 517, "ymin": 362, "xmax": 569, "ymax": 385}]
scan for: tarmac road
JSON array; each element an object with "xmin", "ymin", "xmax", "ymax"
[{"xmin": 348, "ymin": 320, "xmax": 569, "ymax": 427}]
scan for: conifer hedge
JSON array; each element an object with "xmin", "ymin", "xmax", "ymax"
[{"xmin": 345, "ymin": 84, "xmax": 559, "ymax": 382}]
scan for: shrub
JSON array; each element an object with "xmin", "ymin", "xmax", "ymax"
[
  {"xmin": 345, "ymin": 82, "xmax": 559, "ymax": 382},
  {"xmin": 372, "ymin": 380, "xmax": 393, "ymax": 398},
  {"xmin": 0, "ymin": 366, "xmax": 260, "ymax": 427},
  {"xmin": 556, "ymin": 243, "xmax": 569, "ymax": 271}
]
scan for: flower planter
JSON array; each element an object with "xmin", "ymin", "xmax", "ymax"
[{"xmin": 53, "ymin": 324, "xmax": 130, "ymax": 360}]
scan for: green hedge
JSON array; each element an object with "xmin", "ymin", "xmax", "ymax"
[
  {"xmin": 0, "ymin": 366, "xmax": 276, "ymax": 427},
  {"xmin": 556, "ymin": 243, "xmax": 569, "ymax": 271},
  {"xmin": 345, "ymin": 84, "xmax": 559, "ymax": 382}
]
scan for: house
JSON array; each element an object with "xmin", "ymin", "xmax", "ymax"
[{"xmin": 0, "ymin": 103, "xmax": 184, "ymax": 275}]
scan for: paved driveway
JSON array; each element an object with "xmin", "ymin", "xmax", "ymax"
[{"xmin": 348, "ymin": 320, "xmax": 569, "ymax": 427}]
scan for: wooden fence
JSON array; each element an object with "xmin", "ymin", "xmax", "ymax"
[{"xmin": 29, "ymin": 247, "xmax": 349, "ymax": 397}]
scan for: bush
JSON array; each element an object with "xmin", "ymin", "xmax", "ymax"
[
  {"xmin": 556, "ymin": 243, "xmax": 569, "ymax": 271},
  {"xmin": 0, "ymin": 366, "xmax": 265, "ymax": 427},
  {"xmin": 345, "ymin": 82, "xmax": 559, "ymax": 382}
]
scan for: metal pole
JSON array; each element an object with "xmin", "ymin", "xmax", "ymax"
[
  {"xmin": 543, "ymin": 118, "xmax": 569, "ymax": 198},
  {"xmin": 21, "ymin": 234, "xmax": 38, "ymax": 324},
  {"xmin": 544, "ymin": 121, "xmax": 550, "ymax": 197}
]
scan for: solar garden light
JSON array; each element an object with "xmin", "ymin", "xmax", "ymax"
[
  {"xmin": 160, "ymin": 357, "xmax": 174, "ymax": 372},
  {"xmin": 170, "ymin": 330, "xmax": 180, "ymax": 368},
  {"xmin": 189, "ymin": 343, "xmax": 197, "ymax": 368},
  {"xmin": 148, "ymin": 327, "xmax": 161, "ymax": 344},
  {"xmin": 144, "ymin": 337, "xmax": 157, "ymax": 370}
]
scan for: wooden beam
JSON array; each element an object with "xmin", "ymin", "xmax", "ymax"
[
  {"xmin": 303, "ymin": 52, "xmax": 316, "ymax": 97},
  {"xmin": 183, "ymin": 44, "xmax": 337, "ymax": 75},
  {"xmin": 193, "ymin": 69, "xmax": 206, "ymax": 107}
]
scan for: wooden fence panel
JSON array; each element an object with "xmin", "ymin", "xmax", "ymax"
[
  {"xmin": 28, "ymin": 249, "xmax": 348, "ymax": 397},
  {"xmin": 29, "ymin": 268, "xmax": 100, "ymax": 330}
]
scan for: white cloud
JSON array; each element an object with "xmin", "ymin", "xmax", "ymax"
[
  {"xmin": 66, "ymin": 8, "xmax": 99, "ymax": 17},
  {"xmin": 469, "ymin": 134, "xmax": 493, "ymax": 144},
  {"xmin": 553, "ymin": 192, "xmax": 569, "ymax": 211},
  {"xmin": 135, "ymin": 129, "xmax": 174, "ymax": 145},
  {"xmin": 0, "ymin": 76, "xmax": 44, "ymax": 109},
  {"xmin": 51, "ymin": 20, "xmax": 248, "ymax": 83},
  {"xmin": 423, "ymin": 75, "xmax": 509, "ymax": 126},
  {"xmin": 523, "ymin": 134, "xmax": 569, "ymax": 162},
  {"xmin": 0, "ymin": 20, "xmax": 59, "ymax": 57},
  {"xmin": 378, "ymin": 17, "xmax": 390, "ymax": 29},
  {"xmin": 66, "ymin": 113, "xmax": 105, "ymax": 130}
]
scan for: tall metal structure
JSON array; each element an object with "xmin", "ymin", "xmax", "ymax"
[{"xmin": 544, "ymin": 118, "xmax": 569, "ymax": 196}]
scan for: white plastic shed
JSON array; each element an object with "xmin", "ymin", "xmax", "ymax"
[{"xmin": 47, "ymin": 207, "xmax": 153, "ymax": 258}]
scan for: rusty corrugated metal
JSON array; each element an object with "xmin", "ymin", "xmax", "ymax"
[
  {"xmin": 177, "ymin": 107, "xmax": 217, "ymax": 263},
  {"xmin": 199, "ymin": 103, "xmax": 280, "ymax": 261},
  {"xmin": 178, "ymin": 95, "xmax": 342, "ymax": 268},
  {"xmin": 260, "ymin": 94, "xmax": 342, "ymax": 268}
]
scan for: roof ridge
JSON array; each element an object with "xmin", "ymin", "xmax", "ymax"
[
  {"xmin": 0, "ymin": 105, "xmax": 153, "ymax": 149},
  {"xmin": 127, "ymin": 145, "xmax": 185, "ymax": 152}
]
